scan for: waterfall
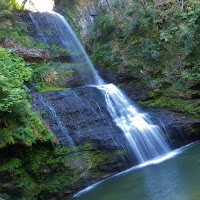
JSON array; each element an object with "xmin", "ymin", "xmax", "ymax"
[
  {"xmin": 95, "ymin": 84, "xmax": 170, "ymax": 162},
  {"xmin": 30, "ymin": 11, "xmax": 170, "ymax": 163},
  {"xmin": 29, "ymin": 12, "xmax": 104, "ymax": 86}
]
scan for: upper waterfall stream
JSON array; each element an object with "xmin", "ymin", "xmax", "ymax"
[{"xmin": 30, "ymin": 11, "xmax": 170, "ymax": 163}]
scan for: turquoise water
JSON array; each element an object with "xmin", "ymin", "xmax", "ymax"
[{"xmin": 64, "ymin": 142, "xmax": 200, "ymax": 200}]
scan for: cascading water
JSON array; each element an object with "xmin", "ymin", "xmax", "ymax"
[
  {"xmin": 30, "ymin": 11, "xmax": 170, "ymax": 163},
  {"xmin": 36, "ymin": 94, "xmax": 75, "ymax": 147},
  {"xmin": 29, "ymin": 12, "xmax": 104, "ymax": 86},
  {"xmin": 95, "ymin": 84, "xmax": 170, "ymax": 162}
]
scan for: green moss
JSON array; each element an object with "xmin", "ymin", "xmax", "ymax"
[
  {"xmin": 39, "ymin": 86, "xmax": 67, "ymax": 92},
  {"xmin": 0, "ymin": 141, "xmax": 127, "ymax": 199},
  {"xmin": 139, "ymin": 96, "xmax": 200, "ymax": 118},
  {"xmin": 0, "ymin": 157, "xmax": 22, "ymax": 172},
  {"xmin": 0, "ymin": 144, "xmax": 78, "ymax": 199}
]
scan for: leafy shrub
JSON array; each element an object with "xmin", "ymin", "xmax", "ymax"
[
  {"xmin": 0, "ymin": 47, "xmax": 53, "ymax": 148},
  {"xmin": 0, "ymin": 47, "xmax": 31, "ymax": 112}
]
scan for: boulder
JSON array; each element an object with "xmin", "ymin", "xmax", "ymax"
[{"xmin": 1, "ymin": 38, "xmax": 49, "ymax": 63}]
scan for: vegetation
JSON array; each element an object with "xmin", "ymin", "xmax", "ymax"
[
  {"xmin": 0, "ymin": 47, "xmax": 31, "ymax": 112},
  {"xmin": 0, "ymin": 141, "xmax": 125, "ymax": 200},
  {"xmin": 88, "ymin": 0, "xmax": 200, "ymax": 118},
  {"xmin": 0, "ymin": 47, "xmax": 53, "ymax": 148},
  {"xmin": 50, "ymin": 44, "xmax": 70, "ymax": 58},
  {"xmin": 139, "ymin": 97, "xmax": 200, "ymax": 118},
  {"xmin": 0, "ymin": 144, "xmax": 79, "ymax": 200},
  {"xmin": 30, "ymin": 61, "xmax": 73, "ymax": 91},
  {"xmin": 0, "ymin": 21, "xmax": 49, "ymax": 49},
  {"xmin": 0, "ymin": 0, "xmax": 21, "ymax": 11}
]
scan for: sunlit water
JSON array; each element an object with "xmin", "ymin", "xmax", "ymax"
[{"xmin": 64, "ymin": 142, "xmax": 200, "ymax": 200}]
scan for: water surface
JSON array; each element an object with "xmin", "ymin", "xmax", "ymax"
[{"xmin": 64, "ymin": 142, "xmax": 200, "ymax": 200}]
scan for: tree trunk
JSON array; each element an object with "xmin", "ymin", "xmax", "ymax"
[{"xmin": 21, "ymin": 0, "xmax": 28, "ymax": 7}]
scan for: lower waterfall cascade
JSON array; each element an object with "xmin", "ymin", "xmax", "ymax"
[
  {"xmin": 95, "ymin": 84, "xmax": 170, "ymax": 162},
  {"xmin": 30, "ymin": 11, "xmax": 171, "ymax": 163}
]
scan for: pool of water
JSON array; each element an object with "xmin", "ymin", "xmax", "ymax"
[{"xmin": 64, "ymin": 142, "xmax": 200, "ymax": 200}]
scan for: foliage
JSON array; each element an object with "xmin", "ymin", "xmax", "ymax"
[
  {"xmin": 0, "ymin": 47, "xmax": 31, "ymax": 112},
  {"xmin": 0, "ymin": 0, "xmax": 21, "ymax": 11},
  {"xmin": 0, "ymin": 0, "xmax": 20, "ymax": 38},
  {"xmin": 0, "ymin": 111, "xmax": 53, "ymax": 149},
  {"xmin": 89, "ymin": 2, "xmax": 164, "ymax": 71},
  {"xmin": 88, "ymin": 0, "xmax": 200, "ymax": 117},
  {"xmin": 89, "ymin": 0, "xmax": 200, "ymax": 70},
  {"xmin": 50, "ymin": 44, "xmax": 70, "ymax": 58},
  {"xmin": 0, "ymin": 144, "xmax": 77, "ymax": 199},
  {"xmin": 0, "ymin": 47, "xmax": 53, "ymax": 148},
  {"xmin": 180, "ymin": 65, "xmax": 200, "ymax": 81},
  {"xmin": 29, "ymin": 61, "xmax": 73, "ymax": 91},
  {"xmin": 91, "ymin": 14, "xmax": 116, "ymax": 40},
  {"xmin": 0, "ymin": 24, "xmax": 49, "ymax": 49},
  {"xmin": 0, "ymin": 142, "xmax": 125, "ymax": 199}
]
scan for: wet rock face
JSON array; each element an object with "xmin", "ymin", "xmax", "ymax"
[
  {"xmin": 32, "ymin": 87, "xmax": 129, "ymax": 151},
  {"xmin": 96, "ymin": 64, "xmax": 149, "ymax": 101},
  {"xmin": 17, "ymin": 12, "xmax": 61, "ymax": 47},
  {"xmin": 142, "ymin": 107, "xmax": 200, "ymax": 148},
  {"xmin": 31, "ymin": 85, "xmax": 195, "ymax": 156}
]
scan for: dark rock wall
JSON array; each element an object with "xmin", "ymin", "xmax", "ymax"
[
  {"xmin": 31, "ymin": 86, "xmax": 193, "ymax": 155},
  {"xmin": 31, "ymin": 87, "xmax": 138, "ymax": 161}
]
